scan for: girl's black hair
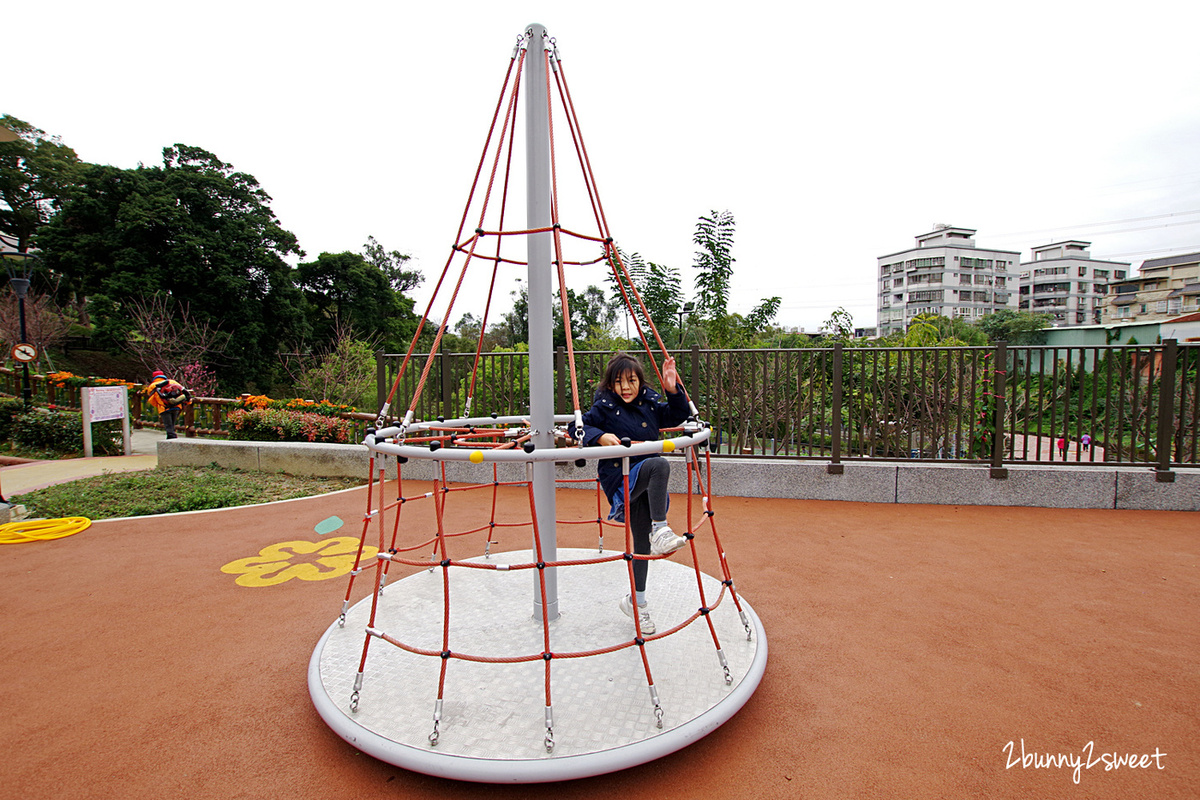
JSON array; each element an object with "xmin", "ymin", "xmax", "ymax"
[{"xmin": 600, "ymin": 351, "xmax": 646, "ymax": 394}]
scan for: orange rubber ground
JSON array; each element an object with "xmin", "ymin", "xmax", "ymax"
[{"xmin": 1, "ymin": 482, "xmax": 1196, "ymax": 798}]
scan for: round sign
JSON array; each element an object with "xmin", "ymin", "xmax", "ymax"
[{"xmin": 11, "ymin": 343, "xmax": 37, "ymax": 363}]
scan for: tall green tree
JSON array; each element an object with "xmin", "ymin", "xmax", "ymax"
[
  {"xmin": 363, "ymin": 235, "xmax": 422, "ymax": 293},
  {"xmin": 294, "ymin": 250, "xmax": 418, "ymax": 350},
  {"xmin": 37, "ymin": 145, "xmax": 308, "ymax": 390},
  {"xmin": 690, "ymin": 210, "xmax": 780, "ymax": 346},
  {"xmin": 692, "ymin": 209, "xmax": 736, "ymax": 323},
  {"xmin": 0, "ymin": 116, "xmax": 81, "ymax": 253},
  {"xmin": 606, "ymin": 247, "xmax": 683, "ymax": 342},
  {"xmin": 501, "ymin": 280, "xmax": 617, "ymax": 347},
  {"xmin": 974, "ymin": 309, "xmax": 1053, "ymax": 345}
]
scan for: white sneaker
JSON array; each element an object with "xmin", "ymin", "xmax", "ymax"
[
  {"xmin": 650, "ymin": 525, "xmax": 687, "ymax": 555},
  {"xmin": 620, "ymin": 595, "xmax": 656, "ymax": 635}
]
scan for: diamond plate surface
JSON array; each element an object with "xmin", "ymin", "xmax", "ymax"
[{"xmin": 315, "ymin": 548, "xmax": 761, "ymax": 760}]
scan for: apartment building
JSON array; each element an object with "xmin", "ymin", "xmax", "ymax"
[
  {"xmin": 1017, "ymin": 241, "xmax": 1129, "ymax": 326},
  {"xmin": 877, "ymin": 227, "xmax": 1019, "ymax": 337},
  {"xmin": 1103, "ymin": 251, "xmax": 1200, "ymax": 323}
]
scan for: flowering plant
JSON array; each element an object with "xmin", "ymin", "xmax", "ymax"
[
  {"xmin": 176, "ymin": 363, "xmax": 219, "ymax": 398},
  {"xmin": 46, "ymin": 371, "xmax": 136, "ymax": 390},
  {"xmin": 227, "ymin": 408, "xmax": 354, "ymax": 444},
  {"xmin": 237, "ymin": 395, "xmax": 355, "ymax": 417}
]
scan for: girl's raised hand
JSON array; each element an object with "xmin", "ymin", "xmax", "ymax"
[{"xmin": 662, "ymin": 355, "xmax": 679, "ymax": 394}]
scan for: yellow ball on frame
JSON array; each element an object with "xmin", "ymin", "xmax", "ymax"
[{"xmin": 469, "ymin": 449, "xmax": 485, "ymax": 464}]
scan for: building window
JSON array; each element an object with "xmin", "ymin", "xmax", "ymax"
[{"xmin": 905, "ymin": 256, "xmax": 946, "ymax": 269}]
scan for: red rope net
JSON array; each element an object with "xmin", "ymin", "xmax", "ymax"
[{"xmin": 338, "ymin": 28, "xmax": 743, "ymax": 753}]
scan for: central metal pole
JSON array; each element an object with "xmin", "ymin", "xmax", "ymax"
[{"xmin": 525, "ymin": 22, "xmax": 559, "ymax": 622}]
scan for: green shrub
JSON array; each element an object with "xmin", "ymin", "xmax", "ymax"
[
  {"xmin": 0, "ymin": 398, "xmax": 25, "ymax": 441},
  {"xmin": 10, "ymin": 408, "xmax": 123, "ymax": 456},
  {"xmin": 227, "ymin": 408, "xmax": 354, "ymax": 444}
]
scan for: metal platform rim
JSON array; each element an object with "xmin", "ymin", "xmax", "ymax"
[{"xmin": 308, "ymin": 596, "xmax": 767, "ymax": 784}]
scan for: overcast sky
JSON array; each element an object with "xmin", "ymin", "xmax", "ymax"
[{"xmin": 7, "ymin": 1, "xmax": 1200, "ymax": 333}]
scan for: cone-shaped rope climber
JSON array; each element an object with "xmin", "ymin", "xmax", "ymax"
[{"xmin": 309, "ymin": 24, "xmax": 766, "ymax": 783}]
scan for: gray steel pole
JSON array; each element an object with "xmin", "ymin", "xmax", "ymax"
[{"xmin": 525, "ymin": 23, "xmax": 559, "ymax": 621}]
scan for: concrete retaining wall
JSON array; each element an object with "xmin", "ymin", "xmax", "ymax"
[{"xmin": 158, "ymin": 439, "xmax": 1199, "ymax": 512}]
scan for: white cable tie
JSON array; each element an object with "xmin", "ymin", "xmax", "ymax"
[{"xmin": 496, "ymin": 564, "xmax": 510, "ymax": 571}]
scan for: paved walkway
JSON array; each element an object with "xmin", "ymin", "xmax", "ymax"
[{"xmin": 0, "ymin": 428, "xmax": 162, "ymax": 499}]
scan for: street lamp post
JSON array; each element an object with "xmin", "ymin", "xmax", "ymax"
[
  {"xmin": 677, "ymin": 301, "xmax": 694, "ymax": 349},
  {"xmin": 2, "ymin": 252, "xmax": 38, "ymax": 410}
]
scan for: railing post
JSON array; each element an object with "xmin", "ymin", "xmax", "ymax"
[
  {"xmin": 828, "ymin": 342, "xmax": 844, "ymax": 474},
  {"xmin": 990, "ymin": 341, "xmax": 1008, "ymax": 478},
  {"xmin": 439, "ymin": 350, "xmax": 453, "ymax": 420},
  {"xmin": 689, "ymin": 344, "xmax": 700, "ymax": 406},
  {"xmin": 375, "ymin": 349, "xmax": 386, "ymax": 417},
  {"xmin": 555, "ymin": 346, "xmax": 566, "ymax": 415},
  {"xmin": 1155, "ymin": 339, "xmax": 1177, "ymax": 482},
  {"xmin": 131, "ymin": 389, "xmax": 144, "ymax": 429}
]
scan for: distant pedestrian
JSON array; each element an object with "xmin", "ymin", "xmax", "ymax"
[
  {"xmin": 1081, "ymin": 433, "xmax": 1092, "ymax": 452},
  {"xmin": 1056, "ymin": 437, "xmax": 1066, "ymax": 458},
  {"xmin": 144, "ymin": 369, "xmax": 192, "ymax": 439}
]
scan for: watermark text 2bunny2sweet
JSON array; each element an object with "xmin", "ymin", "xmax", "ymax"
[{"xmin": 1003, "ymin": 739, "xmax": 1166, "ymax": 785}]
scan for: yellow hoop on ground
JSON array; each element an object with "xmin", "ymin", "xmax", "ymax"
[{"xmin": 0, "ymin": 517, "xmax": 92, "ymax": 544}]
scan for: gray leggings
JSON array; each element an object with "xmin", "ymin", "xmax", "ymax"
[{"xmin": 625, "ymin": 457, "xmax": 670, "ymax": 592}]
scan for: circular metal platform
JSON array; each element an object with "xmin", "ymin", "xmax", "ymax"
[{"xmin": 309, "ymin": 547, "xmax": 767, "ymax": 783}]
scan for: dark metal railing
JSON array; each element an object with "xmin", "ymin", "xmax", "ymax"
[
  {"xmin": 376, "ymin": 340, "xmax": 1199, "ymax": 477},
  {"xmin": 7, "ymin": 339, "xmax": 1193, "ymax": 478}
]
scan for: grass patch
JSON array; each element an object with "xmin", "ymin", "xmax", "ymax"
[
  {"xmin": 0, "ymin": 441, "xmax": 71, "ymax": 461},
  {"xmin": 16, "ymin": 466, "xmax": 364, "ymax": 521}
]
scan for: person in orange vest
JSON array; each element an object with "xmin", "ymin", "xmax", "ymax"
[{"xmin": 144, "ymin": 369, "xmax": 192, "ymax": 439}]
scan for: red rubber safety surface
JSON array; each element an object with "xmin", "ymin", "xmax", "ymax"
[{"xmin": 1, "ymin": 483, "xmax": 1196, "ymax": 799}]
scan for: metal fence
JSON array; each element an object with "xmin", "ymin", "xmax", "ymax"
[
  {"xmin": 377, "ymin": 341, "xmax": 1200, "ymax": 473},
  {"xmin": 5, "ymin": 339, "xmax": 1193, "ymax": 475}
]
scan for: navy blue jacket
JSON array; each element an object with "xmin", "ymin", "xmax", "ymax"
[{"xmin": 580, "ymin": 383, "xmax": 690, "ymax": 502}]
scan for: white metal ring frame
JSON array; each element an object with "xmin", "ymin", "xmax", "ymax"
[{"xmin": 367, "ymin": 415, "xmax": 712, "ymax": 463}]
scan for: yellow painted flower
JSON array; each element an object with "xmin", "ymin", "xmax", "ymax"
[{"xmin": 221, "ymin": 536, "xmax": 378, "ymax": 588}]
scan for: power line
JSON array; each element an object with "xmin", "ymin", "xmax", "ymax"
[
  {"xmin": 990, "ymin": 209, "xmax": 1200, "ymax": 240},
  {"xmin": 1104, "ymin": 244, "xmax": 1200, "ymax": 259}
]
